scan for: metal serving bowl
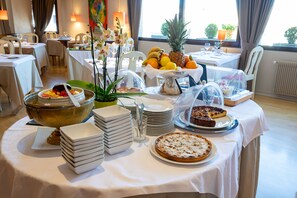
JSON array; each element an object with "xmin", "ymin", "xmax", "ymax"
[{"xmin": 24, "ymin": 89, "xmax": 95, "ymax": 145}]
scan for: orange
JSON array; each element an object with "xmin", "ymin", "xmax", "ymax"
[
  {"xmin": 185, "ymin": 60, "xmax": 198, "ymax": 69},
  {"xmin": 147, "ymin": 58, "xmax": 159, "ymax": 69}
]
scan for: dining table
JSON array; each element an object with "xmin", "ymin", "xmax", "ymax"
[
  {"xmin": 11, "ymin": 42, "xmax": 50, "ymax": 74},
  {"xmin": 66, "ymin": 49, "xmax": 99, "ymax": 80},
  {"xmin": 0, "ymin": 91, "xmax": 268, "ymax": 198},
  {"xmin": 0, "ymin": 54, "xmax": 43, "ymax": 113},
  {"xmin": 188, "ymin": 51, "xmax": 241, "ymax": 69}
]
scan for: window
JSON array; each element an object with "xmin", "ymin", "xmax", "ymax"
[
  {"xmin": 32, "ymin": 1, "xmax": 59, "ymax": 33},
  {"xmin": 260, "ymin": 0, "xmax": 297, "ymax": 50},
  {"xmin": 45, "ymin": 4, "xmax": 58, "ymax": 32},
  {"xmin": 139, "ymin": 0, "xmax": 239, "ymax": 47}
]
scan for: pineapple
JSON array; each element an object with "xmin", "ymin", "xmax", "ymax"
[{"xmin": 165, "ymin": 14, "xmax": 189, "ymax": 67}]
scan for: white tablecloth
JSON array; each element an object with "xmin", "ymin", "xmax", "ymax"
[
  {"xmin": 13, "ymin": 43, "xmax": 50, "ymax": 74},
  {"xmin": 0, "ymin": 98, "xmax": 268, "ymax": 198},
  {"xmin": 65, "ymin": 49, "xmax": 99, "ymax": 80},
  {"xmin": 188, "ymin": 52, "xmax": 241, "ymax": 69},
  {"xmin": 0, "ymin": 54, "xmax": 43, "ymax": 110},
  {"xmin": 82, "ymin": 58, "xmax": 144, "ymax": 83}
]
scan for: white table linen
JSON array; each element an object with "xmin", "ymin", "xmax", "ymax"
[
  {"xmin": 13, "ymin": 42, "xmax": 50, "ymax": 74},
  {"xmin": 82, "ymin": 58, "xmax": 144, "ymax": 83},
  {"xmin": 0, "ymin": 54, "xmax": 43, "ymax": 110},
  {"xmin": 0, "ymin": 98, "xmax": 268, "ymax": 198},
  {"xmin": 188, "ymin": 52, "xmax": 241, "ymax": 69},
  {"xmin": 65, "ymin": 49, "xmax": 99, "ymax": 80}
]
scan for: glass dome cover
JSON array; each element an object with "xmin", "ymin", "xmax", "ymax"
[
  {"xmin": 206, "ymin": 66, "xmax": 247, "ymax": 98},
  {"xmin": 111, "ymin": 69, "xmax": 146, "ymax": 93},
  {"xmin": 174, "ymin": 82, "xmax": 224, "ymax": 126}
]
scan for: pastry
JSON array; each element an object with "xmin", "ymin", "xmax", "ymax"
[
  {"xmin": 154, "ymin": 132, "xmax": 212, "ymax": 162},
  {"xmin": 185, "ymin": 106, "xmax": 227, "ymax": 127}
]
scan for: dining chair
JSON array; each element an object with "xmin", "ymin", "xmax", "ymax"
[
  {"xmin": 0, "ymin": 39, "xmax": 14, "ymax": 54},
  {"xmin": 1, "ymin": 36, "xmax": 22, "ymax": 54},
  {"xmin": 74, "ymin": 33, "xmax": 90, "ymax": 44},
  {"xmin": 22, "ymin": 33, "xmax": 39, "ymax": 43},
  {"xmin": 0, "ymin": 39, "xmax": 15, "ymax": 111},
  {"xmin": 45, "ymin": 31, "xmax": 58, "ymax": 39},
  {"xmin": 243, "ymin": 46, "xmax": 264, "ymax": 98},
  {"xmin": 118, "ymin": 51, "xmax": 146, "ymax": 80}
]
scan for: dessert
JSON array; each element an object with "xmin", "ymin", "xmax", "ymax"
[
  {"xmin": 185, "ymin": 106, "xmax": 227, "ymax": 127},
  {"xmin": 40, "ymin": 84, "xmax": 80, "ymax": 99},
  {"xmin": 155, "ymin": 132, "xmax": 212, "ymax": 162},
  {"xmin": 117, "ymin": 87, "xmax": 141, "ymax": 93}
]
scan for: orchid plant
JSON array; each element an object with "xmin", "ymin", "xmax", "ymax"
[{"xmin": 68, "ymin": 18, "xmax": 144, "ymax": 103}]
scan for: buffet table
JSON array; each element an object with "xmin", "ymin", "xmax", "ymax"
[
  {"xmin": 0, "ymin": 97, "xmax": 268, "ymax": 198},
  {"xmin": 0, "ymin": 54, "xmax": 43, "ymax": 113},
  {"xmin": 188, "ymin": 51, "xmax": 241, "ymax": 69}
]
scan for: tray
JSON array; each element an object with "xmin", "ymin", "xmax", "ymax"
[
  {"xmin": 174, "ymin": 116, "xmax": 238, "ymax": 134},
  {"xmin": 224, "ymin": 92, "xmax": 253, "ymax": 107}
]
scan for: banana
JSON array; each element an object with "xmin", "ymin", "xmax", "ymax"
[
  {"xmin": 147, "ymin": 51, "xmax": 161, "ymax": 60},
  {"xmin": 148, "ymin": 47, "xmax": 165, "ymax": 55},
  {"xmin": 142, "ymin": 59, "xmax": 148, "ymax": 66}
]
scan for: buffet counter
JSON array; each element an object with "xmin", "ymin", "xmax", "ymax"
[{"xmin": 0, "ymin": 96, "xmax": 268, "ymax": 198}]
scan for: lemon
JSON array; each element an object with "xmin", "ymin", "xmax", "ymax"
[
  {"xmin": 165, "ymin": 61, "xmax": 176, "ymax": 70},
  {"xmin": 160, "ymin": 56, "xmax": 170, "ymax": 67},
  {"xmin": 159, "ymin": 66, "xmax": 166, "ymax": 70}
]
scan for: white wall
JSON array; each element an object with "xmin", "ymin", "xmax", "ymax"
[{"xmin": 6, "ymin": 0, "xmax": 33, "ymax": 34}]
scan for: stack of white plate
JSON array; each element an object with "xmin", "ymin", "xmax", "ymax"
[
  {"xmin": 143, "ymin": 99, "xmax": 175, "ymax": 136},
  {"xmin": 93, "ymin": 105, "xmax": 133, "ymax": 155},
  {"xmin": 60, "ymin": 123, "xmax": 104, "ymax": 174}
]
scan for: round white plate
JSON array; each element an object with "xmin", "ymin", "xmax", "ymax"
[
  {"xmin": 179, "ymin": 111, "xmax": 235, "ymax": 130},
  {"xmin": 149, "ymin": 139, "xmax": 217, "ymax": 165}
]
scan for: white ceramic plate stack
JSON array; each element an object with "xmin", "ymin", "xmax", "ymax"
[
  {"xmin": 60, "ymin": 123, "xmax": 104, "ymax": 174},
  {"xmin": 93, "ymin": 105, "xmax": 133, "ymax": 155},
  {"xmin": 143, "ymin": 100, "xmax": 175, "ymax": 136}
]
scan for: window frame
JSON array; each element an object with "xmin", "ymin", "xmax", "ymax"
[
  {"xmin": 139, "ymin": 0, "xmax": 297, "ymax": 52},
  {"xmin": 139, "ymin": 0, "xmax": 241, "ymax": 48}
]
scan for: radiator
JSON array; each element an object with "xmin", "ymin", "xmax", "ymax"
[{"xmin": 274, "ymin": 61, "xmax": 297, "ymax": 97}]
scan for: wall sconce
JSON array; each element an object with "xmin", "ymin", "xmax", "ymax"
[
  {"xmin": 0, "ymin": 10, "xmax": 8, "ymax": 20},
  {"xmin": 70, "ymin": 0, "xmax": 76, "ymax": 22},
  {"xmin": 70, "ymin": 14, "xmax": 77, "ymax": 22},
  {"xmin": 0, "ymin": 0, "xmax": 8, "ymax": 21},
  {"xmin": 113, "ymin": 11, "xmax": 125, "ymax": 28}
]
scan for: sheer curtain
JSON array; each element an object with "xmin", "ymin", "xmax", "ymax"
[
  {"xmin": 236, "ymin": 0, "xmax": 275, "ymax": 70},
  {"xmin": 0, "ymin": 0, "xmax": 11, "ymax": 34},
  {"xmin": 32, "ymin": 0, "xmax": 55, "ymax": 42},
  {"xmin": 127, "ymin": 0, "xmax": 142, "ymax": 50}
]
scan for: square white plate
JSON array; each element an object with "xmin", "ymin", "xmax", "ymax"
[
  {"xmin": 60, "ymin": 136, "xmax": 103, "ymax": 150},
  {"xmin": 61, "ymin": 134, "xmax": 103, "ymax": 146},
  {"xmin": 98, "ymin": 125, "xmax": 132, "ymax": 136},
  {"xmin": 32, "ymin": 127, "xmax": 60, "ymax": 150},
  {"xmin": 104, "ymin": 138, "xmax": 133, "ymax": 148},
  {"xmin": 94, "ymin": 120, "xmax": 132, "ymax": 132},
  {"xmin": 94, "ymin": 114, "xmax": 131, "ymax": 125},
  {"xmin": 62, "ymin": 152, "xmax": 104, "ymax": 167},
  {"xmin": 104, "ymin": 134, "xmax": 133, "ymax": 145},
  {"xmin": 60, "ymin": 123, "xmax": 104, "ymax": 142},
  {"xmin": 63, "ymin": 155, "xmax": 104, "ymax": 174},
  {"xmin": 60, "ymin": 140, "xmax": 104, "ymax": 154},
  {"xmin": 61, "ymin": 144, "xmax": 104, "ymax": 158},
  {"xmin": 94, "ymin": 116, "xmax": 132, "ymax": 129},
  {"xmin": 105, "ymin": 141, "xmax": 132, "ymax": 155},
  {"xmin": 103, "ymin": 130, "xmax": 133, "ymax": 141},
  {"xmin": 62, "ymin": 149, "xmax": 104, "ymax": 163},
  {"xmin": 93, "ymin": 105, "xmax": 131, "ymax": 122}
]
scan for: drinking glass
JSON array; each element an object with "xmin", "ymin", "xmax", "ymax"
[
  {"xmin": 133, "ymin": 115, "xmax": 147, "ymax": 142},
  {"xmin": 204, "ymin": 43, "xmax": 211, "ymax": 51}
]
